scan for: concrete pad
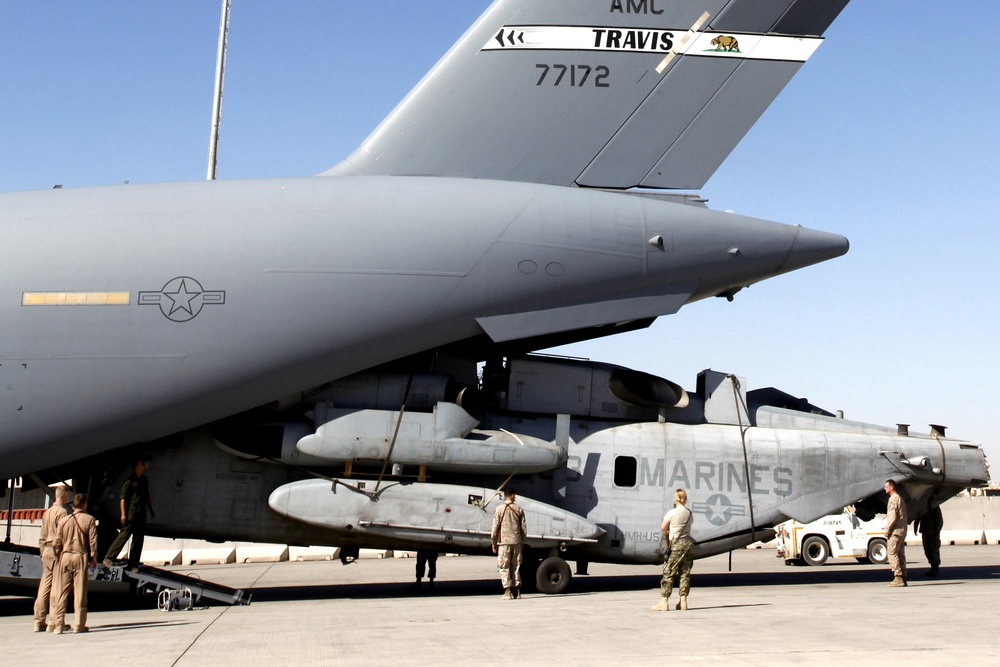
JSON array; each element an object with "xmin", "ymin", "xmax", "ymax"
[{"xmin": 3, "ymin": 545, "xmax": 998, "ymax": 666}]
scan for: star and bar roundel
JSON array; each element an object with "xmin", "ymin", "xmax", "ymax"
[{"xmin": 138, "ymin": 276, "xmax": 226, "ymax": 323}]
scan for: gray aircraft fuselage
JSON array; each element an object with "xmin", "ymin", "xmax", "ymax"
[{"xmin": 0, "ymin": 176, "xmax": 846, "ymax": 479}]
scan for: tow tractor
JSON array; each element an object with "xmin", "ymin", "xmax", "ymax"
[{"xmin": 776, "ymin": 508, "xmax": 888, "ymax": 566}]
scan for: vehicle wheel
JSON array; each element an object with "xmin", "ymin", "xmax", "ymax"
[
  {"xmin": 535, "ymin": 556, "xmax": 572, "ymax": 594},
  {"xmin": 801, "ymin": 536, "xmax": 830, "ymax": 566},
  {"xmin": 867, "ymin": 538, "xmax": 888, "ymax": 565}
]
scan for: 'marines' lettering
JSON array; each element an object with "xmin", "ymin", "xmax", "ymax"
[{"xmin": 639, "ymin": 457, "xmax": 794, "ymax": 497}]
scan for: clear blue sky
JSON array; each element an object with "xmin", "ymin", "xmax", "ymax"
[{"xmin": 2, "ymin": 1, "xmax": 998, "ymax": 473}]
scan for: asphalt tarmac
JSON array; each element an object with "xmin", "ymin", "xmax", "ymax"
[{"xmin": 2, "ymin": 545, "xmax": 998, "ymax": 666}]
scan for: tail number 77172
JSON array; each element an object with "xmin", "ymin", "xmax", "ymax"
[{"xmin": 536, "ymin": 64, "xmax": 610, "ymax": 87}]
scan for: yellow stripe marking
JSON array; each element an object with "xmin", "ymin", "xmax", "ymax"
[{"xmin": 22, "ymin": 291, "xmax": 131, "ymax": 306}]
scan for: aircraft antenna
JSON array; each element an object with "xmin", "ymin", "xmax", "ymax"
[
  {"xmin": 373, "ymin": 374, "xmax": 415, "ymax": 496},
  {"xmin": 728, "ymin": 375, "xmax": 757, "ymax": 545},
  {"xmin": 206, "ymin": 0, "xmax": 232, "ymax": 180}
]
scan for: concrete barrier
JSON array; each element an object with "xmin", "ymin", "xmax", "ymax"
[
  {"xmin": 359, "ymin": 548, "xmax": 394, "ymax": 559},
  {"xmin": 981, "ymin": 496, "xmax": 1000, "ymax": 545},
  {"xmin": 1, "ymin": 522, "xmax": 40, "ymax": 547},
  {"xmin": 236, "ymin": 543, "xmax": 289, "ymax": 563},
  {"xmin": 941, "ymin": 495, "xmax": 988, "ymax": 545},
  {"xmin": 289, "ymin": 546, "xmax": 338, "ymax": 561},
  {"xmin": 142, "ymin": 549, "xmax": 183, "ymax": 566},
  {"xmin": 182, "ymin": 547, "xmax": 236, "ymax": 565}
]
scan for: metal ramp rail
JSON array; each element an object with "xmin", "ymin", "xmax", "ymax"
[{"xmin": 124, "ymin": 564, "xmax": 251, "ymax": 606}]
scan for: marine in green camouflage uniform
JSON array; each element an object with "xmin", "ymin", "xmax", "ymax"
[{"xmin": 653, "ymin": 488, "xmax": 694, "ymax": 611}]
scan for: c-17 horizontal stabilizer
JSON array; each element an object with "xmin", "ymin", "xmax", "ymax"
[{"xmin": 327, "ymin": 0, "xmax": 850, "ymax": 190}]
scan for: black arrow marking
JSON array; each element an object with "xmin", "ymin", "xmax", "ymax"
[{"xmin": 495, "ymin": 28, "xmax": 525, "ymax": 48}]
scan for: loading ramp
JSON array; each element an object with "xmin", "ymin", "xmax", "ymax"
[
  {"xmin": 2, "ymin": 542, "xmax": 248, "ymax": 605},
  {"xmin": 123, "ymin": 562, "xmax": 251, "ymax": 606}
]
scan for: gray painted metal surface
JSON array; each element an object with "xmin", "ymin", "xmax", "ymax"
[
  {"xmin": 0, "ymin": 177, "xmax": 846, "ymax": 478},
  {"xmin": 297, "ymin": 403, "xmax": 565, "ymax": 473},
  {"xmin": 327, "ymin": 0, "xmax": 834, "ymax": 189},
  {"xmin": 268, "ymin": 478, "xmax": 604, "ymax": 551}
]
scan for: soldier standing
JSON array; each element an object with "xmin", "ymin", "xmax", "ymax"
[
  {"xmin": 50, "ymin": 493, "xmax": 98, "ymax": 634},
  {"xmin": 103, "ymin": 459, "xmax": 155, "ymax": 570},
  {"xmin": 491, "ymin": 487, "xmax": 527, "ymax": 600},
  {"xmin": 884, "ymin": 479, "xmax": 908, "ymax": 587},
  {"xmin": 653, "ymin": 488, "xmax": 695, "ymax": 612},
  {"xmin": 914, "ymin": 500, "xmax": 943, "ymax": 577},
  {"xmin": 412, "ymin": 549, "xmax": 438, "ymax": 590},
  {"xmin": 33, "ymin": 485, "xmax": 71, "ymax": 632}
]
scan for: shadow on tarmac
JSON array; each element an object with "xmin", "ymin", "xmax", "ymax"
[
  {"xmin": 247, "ymin": 563, "xmax": 1000, "ymax": 603},
  {"xmin": 88, "ymin": 620, "xmax": 201, "ymax": 632},
  {"xmin": 0, "ymin": 591, "xmax": 155, "ymax": 617}
]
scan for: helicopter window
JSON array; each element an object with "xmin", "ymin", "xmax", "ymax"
[{"xmin": 614, "ymin": 456, "xmax": 637, "ymax": 487}]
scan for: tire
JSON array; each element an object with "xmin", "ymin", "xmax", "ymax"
[
  {"xmin": 867, "ymin": 538, "xmax": 888, "ymax": 565},
  {"xmin": 535, "ymin": 556, "xmax": 572, "ymax": 594},
  {"xmin": 801, "ymin": 536, "xmax": 830, "ymax": 566}
]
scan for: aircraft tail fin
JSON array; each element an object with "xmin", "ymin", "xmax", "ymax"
[{"xmin": 325, "ymin": 0, "xmax": 850, "ymax": 190}]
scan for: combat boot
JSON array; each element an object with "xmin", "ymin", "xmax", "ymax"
[
  {"xmin": 678, "ymin": 596, "xmax": 688, "ymax": 610},
  {"xmin": 33, "ymin": 620, "xmax": 46, "ymax": 632},
  {"xmin": 502, "ymin": 588, "xmax": 513, "ymax": 600},
  {"xmin": 651, "ymin": 597, "xmax": 671, "ymax": 611},
  {"xmin": 888, "ymin": 576, "xmax": 905, "ymax": 587},
  {"xmin": 513, "ymin": 586, "xmax": 520, "ymax": 599}
]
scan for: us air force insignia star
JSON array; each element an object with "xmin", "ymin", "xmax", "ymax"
[{"xmin": 138, "ymin": 277, "xmax": 226, "ymax": 322}]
